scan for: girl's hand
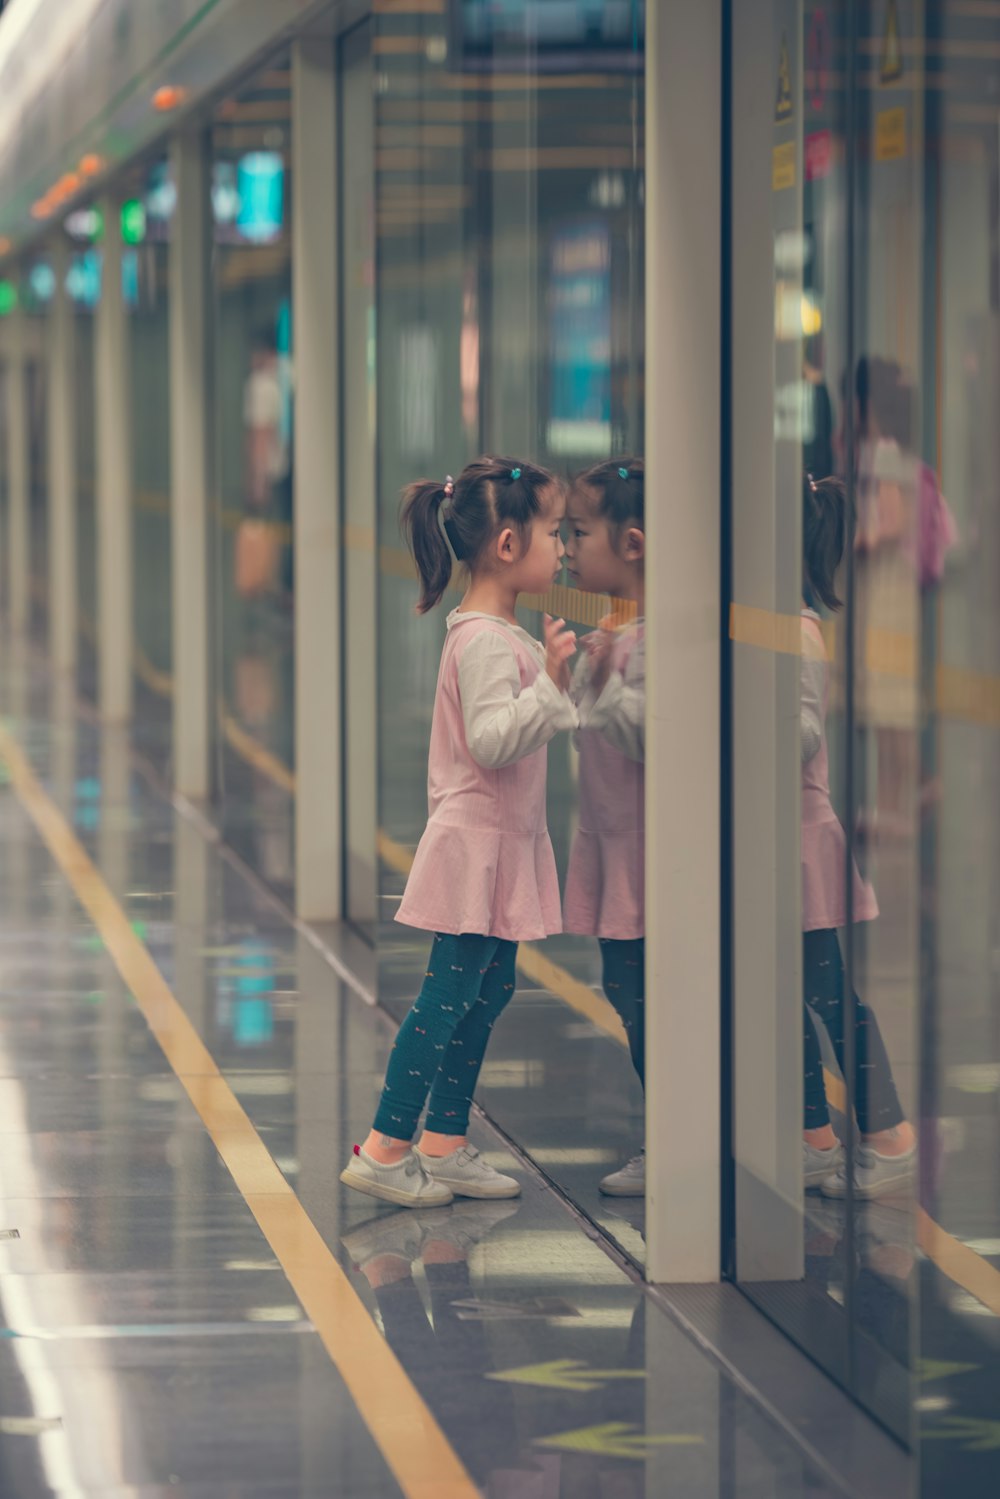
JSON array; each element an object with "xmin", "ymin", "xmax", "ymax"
[
  {"xmin": 544, "ymin": 614, "xmax": 577, "ymax": 693},
  {"xmin": 581, "ymin": 614, "xmax": 616, "ymax": 694}
]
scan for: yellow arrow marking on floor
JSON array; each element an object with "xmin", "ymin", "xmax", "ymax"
[
  {"xmin": 487, "ymin": 1359, "xmax": 645, "ymax": 1393},
  {"xmin": 924, "ymin": 1417, "xmax": 1000, "ymax": 1452},
  {"xmin": 535, "ymin": 1423, "xmax": 704, "ymax": 1459}
]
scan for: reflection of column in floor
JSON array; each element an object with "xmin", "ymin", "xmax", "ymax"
[
  {"xmin": 98, "ymin": 726, "xmax": 134, "ymax": 1260},
  {"xmin": 804, "ymin": 1203, "xmax": 913, "ymax": 1371},
  {"xmin": 344, "ymin": 1204, "xmax": 552, "ymax": 1494},
  {"xmin": 173, "ymin": 815, "xmax": 213, "ymax": 1273},
  {"xmin": 644, "ymin": 1298, "xmax": 715, "ymax": 1499}
]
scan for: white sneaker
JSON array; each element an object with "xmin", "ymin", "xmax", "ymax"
[
  {"xmin": 340, "ymin": 1145, "xmax": 454, "ymax": 1208},
  {"xmin": 420, "ymin": 1200, "xmax": 521, "ymax": 1254},
  {"xmin": 803, "ymin": 1140, "xmax": 845, "ymax": 1190},
  {"xmin": 341, "ymin": 1211, "xmax": 427, "ymax": 1271},
  {"xmin": 821, "ymin": 1144, "xmax": 917, "ymax": 1201},
  {"xmin": 416, "ymin": 1144, "xmax": 521, "ymax": 1200},
  {"xmin": 599, "ymin": 1150, "xmax": 645, "ymax": 1197}
]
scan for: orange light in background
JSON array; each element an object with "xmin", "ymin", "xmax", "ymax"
[
  {"xmin": 0, "ymin": 237, "xmax": 11, "ymax": 255},
  {"xmin": 54, "ymin": 172, "xmax": 81, "ymax": 201},
  {"xmin": 79, "ymin": 153, "xmax": 104, "ymax": 177},
  {"xmin": 152, "ymin": 84, "xmax": 188, "ymax": 112}
]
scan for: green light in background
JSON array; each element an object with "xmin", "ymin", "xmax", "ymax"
[
  {"xmin": 120, "ymin": 198, "xmax": 146, "ymax": 245},
  {"xmin": 0, "ymin": 280, "xmax": 17, "ymax": 316}
]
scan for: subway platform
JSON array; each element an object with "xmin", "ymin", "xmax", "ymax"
[{"xmin": 0, "ymin": 642, "xmax": 909, "ymax": 1497}]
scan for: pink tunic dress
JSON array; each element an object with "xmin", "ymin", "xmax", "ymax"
[
  {"xmin": 563, "ymin": 625, "xmax": 645, "ymax": 941},
  {"xmin": 395, "ymin": 613, "xmax": 564, "ymax": 942},
  {"xmin": 801, "ymin": 611, "xmax": 878, "ymax": 931}
]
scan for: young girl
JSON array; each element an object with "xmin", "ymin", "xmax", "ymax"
[
  {"xmin": 341, "ymin": 456, "xmax": 577, "ymax": 1208},
  {"xmin": 563, "ymin": 460, "xmax": 646, "ymax": 1197},
  {"xmin": 800, "ymin": 474, "xmax": 916, "ymax": 1198}
]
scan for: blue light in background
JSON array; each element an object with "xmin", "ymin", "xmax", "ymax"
[{"xmin": 236, "ymin": 152, "xmax": 284, "ymax": 244}]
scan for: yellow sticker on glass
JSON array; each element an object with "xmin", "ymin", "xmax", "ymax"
[
  {"xmin": 772, "ymin": 141, "xmax": 796, "ymax": 191},
  {"xmin": 876, "ymin": 106, "xmax": 907, "ymax": 161}
]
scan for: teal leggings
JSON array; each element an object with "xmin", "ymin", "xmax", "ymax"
[{"xmin": 374, "ymin": 933, "xmax": 518, "ymax": 1141}]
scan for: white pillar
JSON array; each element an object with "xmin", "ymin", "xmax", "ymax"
[
  {"xmin": 169, "ymin": 131, "xmax": 212, "ymax": 799},
  {"xmin": 94, "ymin": 196, "xmax": 133, "ymax": 721},
  {"xmin": 48, "ymin": 238, "xmax": 77, "ymax": 673},
  {"xmin": 644, "ymin": 0, "xmax": 722, "ymax": 1282},
  {"xmin": 6, "ymin": 306, "xmax": 30, "ymax": 633},
  {"xmin": 292, "ymin": 38, "xmax": 343, "ymax": 921}
]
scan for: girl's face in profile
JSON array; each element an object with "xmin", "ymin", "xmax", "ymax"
[
  {"xmin": 511, "ymin": 483, "xmax": 567, "ymax": 595},
  {"xmin": 564, "ymin": 484, "xmax": 638, "ymax": 597}
]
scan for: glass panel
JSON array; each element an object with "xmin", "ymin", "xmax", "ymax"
[
  {"xmin": 373, "ymin": 2, "xmax": 646, "ymax": 1260},
  {"xmin": 730, "ymin": 0, "xmax": 842, "ymax": 1383},
  {"xmin": 210, "ymin": 54, "xmax": 295, "ymax": 896},
  {"xmin": 23, "ymin": 256, "xmax": 50, "ymax": 645},
  {"xmin": 918, "ymin": 1, "xmax": 1000, "ymax": 1489},
  {"xmin": 728, "ymin": 0, "xmax": 1000, "ymax": 1445},
  {"xmin": 340, "ymin": 19, "xmax": 378, "ymax": 938},
  {"xmin": 125, "ymin": 158, "xmax": 173, "ymax": 778},
  {"xmin": 849, "ymin": 0, "xmax": 922, "ymax": 1435},
  {"xmin": 68, "ymin": 225, "xmax": 100, "ymax": 701}
]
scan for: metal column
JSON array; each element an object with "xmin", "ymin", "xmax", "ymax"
[
  {"xmin": 292, "ymin": 37, "xmax": 343, "ymax": 921},
  {"xmin": 644, "ymin": 0, "xmax": 723, "ymax": 1282},
  {"xmin": 94, "ymin": 196, "xmax": 133, "ymax": 722},
  {"xmin": 169, "ymin": 131, "xmax": 213, "ymax": 799},
  {"xmin": 48, "ymin": 238, "xmax": 77, "ymax": 674}
]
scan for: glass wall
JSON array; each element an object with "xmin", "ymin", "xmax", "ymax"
[
  {"xmin": 372, "ymin": 2, "xmax": 647, "ymax": 1260},
  {"xmin": 210, "ymin": 53, "xmax": 295, "ymax": 895},
  {"xmin": 69, "ymin": 220, "xmax": 100, "ymax": 701},
  {"xmin": 125, "ymin": 157, "xmax": 173, "ymax": 777},
  {"xmin": 729, "ymin": 0, "xmax": 1000, "ymax": 1466},
  {"xmin": 22, "ymin": 257, "xmax": 50, "ymax": 644}
]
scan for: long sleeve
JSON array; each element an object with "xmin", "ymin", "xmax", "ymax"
[
  {"xmin": 800, "ymin": 648, "xmax": 825, "ymax": 765},
  {"xmin": 575, "ymin": 633, "xmax": 645, "ymax": 762},
  {"xmin": 457, "ymin": 629, "xmax": 578, "ymax": 770}
]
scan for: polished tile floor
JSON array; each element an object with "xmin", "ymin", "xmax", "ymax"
[{"xmin": 0, "ymin": 652, "xmax": 905, "ymax": 1498}]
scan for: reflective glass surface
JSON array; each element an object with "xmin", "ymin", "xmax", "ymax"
[
  {"xmin": 210, "ymin": 55, "xmax": 295, "ymax": 897},
  {"xmin": 371, "ymin": 2, "xmax": 646, "ymax": 1260},
  {"xmin": 729, "ymin": 0, "xmax": 1000, "ymax": 1462},
  {"xmin": 125, "ymin": 158, "xmax": 173, "ymax": 779},
  {"xmin": 73, "ymin": 234, "xmax": 99, "ymax": 702},
  {"xmin": 23, "ymin": 261, "xmax": 49, "ymax": 647}
]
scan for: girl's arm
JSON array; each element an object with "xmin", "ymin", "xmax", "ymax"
[
  {"xmin": 579, "ymin": 635, "xmax": 645, "ymax": 762},
  {"xmin": 800, "ymin": 630, "xmax": 825, "ymax": 765},
  {"xmin": 458, "ymin": 630, "xmax": 577, "ymax": 771}
]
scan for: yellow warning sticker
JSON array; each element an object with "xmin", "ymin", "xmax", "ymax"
[
  {"xmin": 875, "ymin": 106, "xmax": 907, "ymax": 161},
  {"xmin": 775, "ymin": 31, "xmax": 794, "ymax": 122},
  {"xmin": 881, "ymin": 0, "xmax": 903, "ymax": 85},
  {"xmin": 773, "ymin": 141, "xmax": 796, "ymax": 191}
]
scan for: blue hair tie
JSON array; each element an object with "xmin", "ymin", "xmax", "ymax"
[
  {"xmin": 618, "ymin": 467, "xmax": 629, "ymax": 480},
  {"xmin": 510, "ymin": 467, "xmax": 521, "ymax": 481}
]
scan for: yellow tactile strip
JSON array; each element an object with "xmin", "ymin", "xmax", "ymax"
[{"xmin": 0, "ymin": 720, "xmax": 479, "ymax": 1499}]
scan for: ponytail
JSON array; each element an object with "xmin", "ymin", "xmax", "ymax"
[
  {"xmin": 803, "ymin": 474, "xmax": 854, "ymax": 612},
  {"xmin": 399, "ymin": 455, "xmax": 554, "ymax": 614},
  {"xmin": 400, "ymin": 479, "xmax": 453, "ymax": 614}
]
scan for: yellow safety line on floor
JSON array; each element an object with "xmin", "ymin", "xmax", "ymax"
[
  {"xmin": 217, "ymin": 703, "xmax": 296, "ymax": 794},
  {"xmin": 0, "ymin": 720, "xmax": 479, "ymax": 1499},
  {"xmin": 37, "ymin": 581, "xmax": 1000, "ymax": 1315}
]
